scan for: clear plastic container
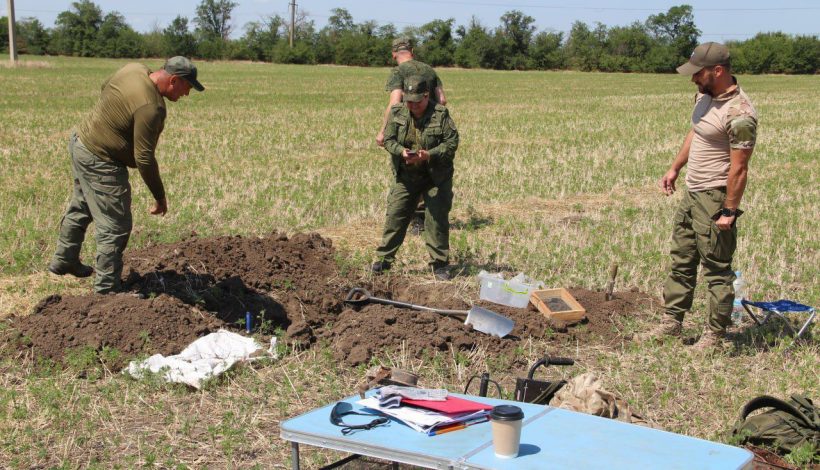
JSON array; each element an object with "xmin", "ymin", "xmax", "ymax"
[{"xmin": 477, "ymin": 271, "xmax": 544, "ymax": 308}]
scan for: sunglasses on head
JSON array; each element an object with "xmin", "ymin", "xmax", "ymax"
[{"xmin": 330, "ymin": 402, "xmax": 389, "ymax": 435}]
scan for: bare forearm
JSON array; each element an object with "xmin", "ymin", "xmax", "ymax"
[
  {"xmin": 435, "ymin": 87, "xmax": 446, "ymax": 106},
  {"xmin": 724, "ymin": 148, "xmax": 753, "ymax": 209},
  {"xmin": 671, "ymin": 129, "xmax": 694, "ymax": 171}
]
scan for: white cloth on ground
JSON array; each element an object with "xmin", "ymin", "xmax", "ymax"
[{"xmin": 125, "ymin": 329, "xmax": 277, "ymax": 389}]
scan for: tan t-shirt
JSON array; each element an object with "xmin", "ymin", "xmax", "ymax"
[
  {"xmin": 78, "ymin": 63, "xmax": 167, "ymax": 200},
  {"xmin": 686, "ymin": 81, "xmax": 758, "ymax": 192}
]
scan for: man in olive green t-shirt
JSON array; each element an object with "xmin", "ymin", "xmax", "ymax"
[{"xmin": 49, "ymin": 56, "xmax": 204, "ymax": 294}]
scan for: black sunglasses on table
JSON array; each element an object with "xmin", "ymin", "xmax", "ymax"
[{"xmin": 330, "ymin": 402, "xmax": 389, "ymax": 435}]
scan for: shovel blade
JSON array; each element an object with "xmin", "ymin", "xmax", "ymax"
[{"xmin": 465, "ymin": 306, "xmax": 514, "ymax": 338}]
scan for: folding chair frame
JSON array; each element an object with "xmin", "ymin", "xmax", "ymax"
[{"xmin": 741, "ymin": 300, "xmax": 817, "ymax": 340}]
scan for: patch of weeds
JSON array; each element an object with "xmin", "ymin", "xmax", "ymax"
[
  {"xmin": 783, "ymin": 443, "xmax": 817, "ymax": 467},
  {"xmin": 65, "ymin": 346, "xmax": 103, "ymax": 379}
]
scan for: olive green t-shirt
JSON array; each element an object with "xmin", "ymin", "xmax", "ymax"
[
  {"xmin": 385, "ymin": 60, "xmax": 443, "ymax": 103},
  {"xmin": 78, "ymin": 63, "xmax": 167, "ymax": 201}
]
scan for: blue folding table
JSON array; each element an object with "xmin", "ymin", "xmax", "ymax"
[{"xmin": 280, "ymin": 393, "xmax": 753, "ymax": 469}]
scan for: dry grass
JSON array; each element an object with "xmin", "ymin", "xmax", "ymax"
[{"xmin": 0, "ymin": 57, "xmax": 817, "ymax": 468}]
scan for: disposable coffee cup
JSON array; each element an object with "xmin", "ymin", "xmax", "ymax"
[{"xmin": 490, "ymin": 405, "xmax": 524, "ymax": 459}]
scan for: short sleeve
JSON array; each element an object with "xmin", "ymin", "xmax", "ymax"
[
  {"xmin": 726, "ymin": 99, "xmax": 758, "ymax": 149},
  {"xmin": 385, "ymin": 69, "xmax": 403, "ymax": 92}
]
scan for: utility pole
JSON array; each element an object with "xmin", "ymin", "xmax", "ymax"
[
  {"xmin": 6, "ymin": 0, "xmax": 18, "ymax": 64},
  {"xmin": 289, "ymin": 0, "xmax": 296, "ymax": 47}
]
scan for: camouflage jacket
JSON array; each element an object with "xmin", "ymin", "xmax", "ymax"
[
  {"xmin": 383, "ymin": 102, "xmax": 459, "ymax": 185},
  {"xmin": 385, "ymin": 59, "xmax": 443, "ymax": 103}
]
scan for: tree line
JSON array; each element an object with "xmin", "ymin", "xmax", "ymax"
[{"xmin": 2, "ymin": 0, "xmax": 818, "ymax": 74}]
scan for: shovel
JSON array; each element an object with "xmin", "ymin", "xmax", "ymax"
[{"xmin": 344, "ymin": 288, "xmax": 515, "ymax": 338}]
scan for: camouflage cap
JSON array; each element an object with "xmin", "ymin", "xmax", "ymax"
[
  {"xmin": 677, "ymin": 42, "xmax": 730, "ymax": 75},
  {"xmin": 402, "ymin": 76, "xmax": 429, "ymax": 102},
  {"xmin": 392, "ymin": 36, "xmax": 413, "ymax": 52},
  {"xmin": 162, "ymin": 56, "xmax": 204, "ymax": 91}
]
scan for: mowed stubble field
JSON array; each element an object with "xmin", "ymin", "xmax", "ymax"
[{"xmin": 0, "ymin": 57, "xmax": 818, "ymax": 468}]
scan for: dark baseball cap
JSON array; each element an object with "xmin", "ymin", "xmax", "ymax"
[
  {"xmin": 392, "ymin": 36, "xmax": 413, "ymax": 52},
  {"xmin": 677, "ymin": 42, "xmax": 730, "ymax": 75},
  {"xmin": 163, "ymin": 56, "xmax": 204, "ymax": 91},
  {"xmin": 403, "ymin": 76, "xmax": 429, "ymax": 102}
]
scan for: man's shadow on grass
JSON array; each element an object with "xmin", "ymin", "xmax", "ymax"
[
  {"xmin": 123, "ymin": 269, "xmax": 290, "ymax": 331},
  {"xmin": 725, "ymin": 319, "xmax": 815, "ymax": 356}
]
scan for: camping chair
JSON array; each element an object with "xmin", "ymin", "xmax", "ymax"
[{"xmin": 741, "ymin": 299, "xmax": 816, "ymax": 340}]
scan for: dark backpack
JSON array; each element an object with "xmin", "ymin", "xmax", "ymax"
[{"xmin": 731, "ymin": 395, "xmax": 819, "ymax": 458}]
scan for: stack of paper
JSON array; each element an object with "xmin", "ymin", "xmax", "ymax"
[{"xmin": 357, "ymin": 396, "xmax": 492, "ymax": 436}]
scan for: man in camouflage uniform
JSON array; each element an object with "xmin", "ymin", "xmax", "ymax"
[
  {"xmin": 49, "ymin": 57, "xmax": 204, "ymax": 293},
  {"xmin": 371, "ymin": 76, "xmax": 459, "ymax": 281},
  {"xmin": 377, "ymin": 37, "xmax": 448, "ymax": 234},
  {"xmin": 638, "ymin": 43, "xmax": 758, "ymax": 350}
]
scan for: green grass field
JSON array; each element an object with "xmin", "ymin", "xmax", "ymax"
[{"xmin": 0, "ymin": 57, "xmax": 818, "ymax": 468}]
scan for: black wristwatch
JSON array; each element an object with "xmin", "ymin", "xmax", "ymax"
[{"xmin": 720, "ymin": 207, "xmax": 739, "ymax": 217}]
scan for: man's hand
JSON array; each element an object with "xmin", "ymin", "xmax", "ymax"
[
  {"xmin": 659, "ymin": 168, "xmax": 679, "ymax": 195},
  {"xmin": 403, "ymin": 148, "xmax": 429, "ymax": 165},
  {"xmin": 376, "ymin": 131, "xmax": 386, "ymax": 147},
  {"xmin": 714, "ymin": 215, "xmax": 736, "ymax": 231},
  {"xmin": 150, "ymin": 197, "xmax": 168, "ymax": 216}
]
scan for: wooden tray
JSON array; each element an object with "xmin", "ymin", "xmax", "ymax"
[{"xmin": 530, "ymin": 288, "xmax": 586, "ymax": 322}]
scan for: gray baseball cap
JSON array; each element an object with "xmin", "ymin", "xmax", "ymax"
[
  {"xmin": 162, "ymin": 56, "xmax": 204, "ymax": 91},
  {"xmin": 677, "ymin": 42, "xmax": 730, "ymax": 75}
]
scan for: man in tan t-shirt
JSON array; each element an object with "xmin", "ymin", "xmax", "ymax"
[
  {"xmin": 638, "ymin": 42, "xmax": 758, "ymax": 350},
  {"xmin": 49, "ymin": 57, "xmax": 204, "ymax": 293}
]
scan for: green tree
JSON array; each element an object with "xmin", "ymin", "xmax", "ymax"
[
  {"xmin": 785, "ymin": 35, "xmax": 820, "ymax": 74},
  {"xmin": 52, "ymin": 0, "xmax": 104, "ymax": 56},
  {"xmin": 416, "ymin": 19, "xmax": 455, "ymax": 67},
  {"xmin": 645, "ymin": 5, "xmax": 699, "ymax": 66},
  {"xmin": 603, "ymin": 23, "xmax": 653, "ymax": 72},
  {"xmin": 497, "ymin": 10, "xmax": 535, "ymax": 68},
  {"xmin": 529, "ymin": 31, "xmax": 564, "ymax": 69},
  {"xmin": 566, "ymin": 21, "xmax": 607, "ymax": 71},
  {"xmin": 242, "ymin": 15, "xmax": 284, "ymax": 61},
  {"xmin": 163, "ymin": 16, "xmax": 198, "ymax": 58},
  {"xmin": 195, "ymin": 0, "xmax": 238, "ymax": 41},
  {"xmin": 454, "ymin": 17, "xmax": 498, "ymax": 68},
  {"xmin": 0, "ymin": 17, "xmax": 8, "ymax": 52},
  {"xmin": 96, "ymin": 12, "xmax": 143, "ymax": 58}
]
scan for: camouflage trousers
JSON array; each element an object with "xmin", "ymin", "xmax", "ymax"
[
  {"xmin": 375, "ymin": 175, "xmax": 452, "ymax": 266},
  {"xmin": 663, "ymin": 188, "xmax": 737, "ymax": 333},
  {"xmin": 53, "ymin": 133, "xmax": 132, "ymax": 294}
]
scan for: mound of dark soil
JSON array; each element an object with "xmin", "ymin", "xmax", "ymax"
[
  {"xmin": 4, "ymin": 231, "xmax": 660, "ymax": 371},
  {"xmin": 10, "ymin": 293, "xmax": 223, "ymax": 369},
  {"xmin": 327, "ymin": 283, "xmax": 657, "ymax": 366}
]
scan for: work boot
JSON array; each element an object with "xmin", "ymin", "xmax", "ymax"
[
  {"xmin": 410, "ymin": 213, "xmax": 425, "ymax": 236},
  {"xmin": 48, "ymin": 259, "xmax": 94, "ymax": 278},
  {"xmin": 634, "ymin": 315, "xmax": 682, "ymax": 343},
  {"xmin": 370, "ymin": 261, "xmax": 392, "ymax": 274},
  {"xmin": 433, "ymin": 264, "xmax": 451, "ymax": 281},
  {"xmin": 691, "ymin": 329, "xmax": 729, "ymax": 352}
]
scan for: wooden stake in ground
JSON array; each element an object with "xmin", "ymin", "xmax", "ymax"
[
  {"xmin": 6, "ymin": 0, "xmax": 18, "ymax": 64},
  {"xmin": 605, "ymin": 263, "xmax": 618, "ymax": 301}
]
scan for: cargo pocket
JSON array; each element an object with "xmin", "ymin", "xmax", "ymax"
[
  {"xmin": 710, "ymin": 223, "xmax": 737, "ymax": 262},
  {"xmin": 693, "ymin": 217, "xmax": 736, "ymax": 262}
]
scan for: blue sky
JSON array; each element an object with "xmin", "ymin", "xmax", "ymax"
[{"xmin": 5, "ymin": 0, "xmax": 819, "ymax": 41}]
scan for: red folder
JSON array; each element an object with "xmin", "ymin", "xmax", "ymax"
[{"xmin": 402, "ymin": 396, "xmax": 494, "ymax": 414}]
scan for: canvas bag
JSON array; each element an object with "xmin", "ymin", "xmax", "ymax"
[
  {"xmin": 731, "ymin": 395, "xmax": 819, "ymax": 458},
  {"xmin": 549, "ymin": 372, "xmax": 652, "ymax": 427}
]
